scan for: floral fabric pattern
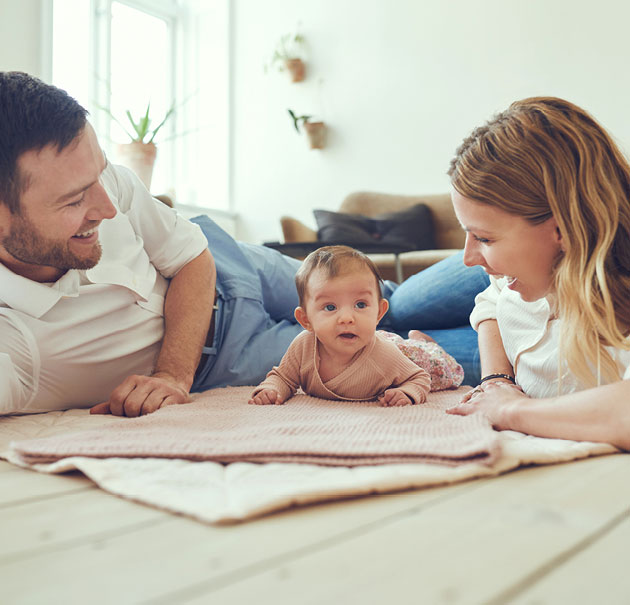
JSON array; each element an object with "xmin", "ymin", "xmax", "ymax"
[{"xmin": 377, "ymin": 331, "xmax": 464, "ymax": 391}]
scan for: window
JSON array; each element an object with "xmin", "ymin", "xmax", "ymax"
[
  {"xmin": 51, "ymin": 0, "xmax": 92, "ymax": 110},
  {"xmin": 50, "ymin": 0, "xmax": 229, "ymax": 211}
]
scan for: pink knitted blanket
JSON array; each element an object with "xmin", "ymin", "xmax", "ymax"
[{"xmin": 12, "ymin": 386, "xmax": 500, "ymax": 467}]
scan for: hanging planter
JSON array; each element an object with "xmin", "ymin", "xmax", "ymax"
[
  {"xmin": 288, "ymin": 109, "xmax": 326, "ymax": 150},
  {"xmin": 303, "ymin": 120, "xmax": 326, "ymax": 149},
  {"xmin": 266, "ymin": 32, "xmax": 307, "ymax": 83},
  {"xmin": 284, "ymin": 57, "xmax": 306, "ymax": 83}
]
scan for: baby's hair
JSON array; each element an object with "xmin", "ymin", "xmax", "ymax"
[{"xmin": 295, "ymin": 245, "xmax": 383, "ymax": 307}]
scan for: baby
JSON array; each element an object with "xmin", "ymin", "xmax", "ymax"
[{"xmin": 249, "ymin": 245, "xmax": 431, "ymax": 406}]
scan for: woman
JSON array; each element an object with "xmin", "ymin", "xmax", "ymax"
[{"xmin": 440, "ymin": 96, "xmax": 630, "ymax": 450}]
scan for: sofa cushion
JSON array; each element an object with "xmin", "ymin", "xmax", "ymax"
[{"xmin": 313, "ymin": 204, "xmax": 436, "ymax": 250}]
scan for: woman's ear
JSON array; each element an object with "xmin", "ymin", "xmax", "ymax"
[
  {"xmin": 377, "ymin": 298, "xmax": 389, "ymax": 322},
  {"xmin": 557, "ymin": 227, "xmax": 565, "ymax": 252},
  {"xmin": 549, "ymin": 216, "xmax": 565, "ymax": 251},
  {"xmin": 294, "ymin": 306, "xmax": 312, "ymax": 331}
]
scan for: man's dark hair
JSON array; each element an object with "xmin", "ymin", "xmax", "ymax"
[{"xmin": 0, "ymin": 71, "xmax": 88, "ymax": 213}]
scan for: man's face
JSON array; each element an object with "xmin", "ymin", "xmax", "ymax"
[{"xmin": 0, "ymin": 124, "xmax": 116, "ymax": 282}]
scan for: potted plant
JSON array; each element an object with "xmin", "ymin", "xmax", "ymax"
[
  {"xmin": 288, "ymin": 109, "xmax": 326, "ymax": 149},
  {"xmin": 266, "ymin": 33, "xmax": 307, "ymax": 82},
  {"xmin": 107, "ymin": 103, "xmax": 175, "ymax": 190}
]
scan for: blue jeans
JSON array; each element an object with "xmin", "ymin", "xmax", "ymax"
[
  {"xmin": 190, "ymin": 215, "xmax": 303, "ymax": 391},
  {"xmin": 380, "ymin": 251, "xmax": 490, "ymax": 385}
]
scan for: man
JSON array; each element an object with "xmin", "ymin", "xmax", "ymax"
[{"xmin": 0, "ymin": 72, "xmax": 303, "ymax": 417}]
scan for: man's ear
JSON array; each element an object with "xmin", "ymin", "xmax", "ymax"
[
  {"xmin": 0, "ymin": 203, "xmax": 10, "ymax": 236},
  {"xmin": 294, "ymin": 306, "xmax": 312, "ymax": 331},
  {"xmin": 377, "ymin": 298, "xmax": 389, "ymax": 322}
]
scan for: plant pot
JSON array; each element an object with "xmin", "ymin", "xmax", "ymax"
[
  {"xmin": 304, "ymin": 121, "xmax": 326, "ymax": 149},
  {"xmin": 285, "ymin": 58, "xmax": 305, "ymax": 82},
  {"xmin": 115, "ymin": 141, "xmax": 157, "ymax": 190}
]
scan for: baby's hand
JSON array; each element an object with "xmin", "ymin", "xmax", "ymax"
[
  {"xmin": 248, "ymin": 389, "xmax": 284, "ymax": 405},
  {"xmin": 379, "ymin": 388, "xmax": 413, "ymax": 407}
]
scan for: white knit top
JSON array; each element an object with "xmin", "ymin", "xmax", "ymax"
[{"xmin": 470, "ymin": 277, "xmax": 630, "ymax": 398}]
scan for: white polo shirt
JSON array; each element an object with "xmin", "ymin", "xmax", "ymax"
[
  {"xmin": 0, "ymin": 164, "xmax": 208, "ymax": 414},
  {"xmin": 470, "ymin": 276, "xmax": 630, "ymax": 398}
]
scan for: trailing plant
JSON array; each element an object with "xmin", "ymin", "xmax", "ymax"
[
  {"xmin": 288, "ymin": 108, "xmax": 312, "ymax": 133},
  {"xmin": 266, "ymin": 32, "xmax": 306, "ymax": 73}
]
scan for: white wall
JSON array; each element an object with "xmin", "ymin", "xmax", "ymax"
[
  {"xmin": 0, "ymin": 0, "xmax": 47, "ymax": 77},
  {"xmin": 4, "ymin": 0, "xmax": 630, "ymax": 245},
  {"xmin": 231, "ymin": 0, "xmax": 630, "ymax": 243}
]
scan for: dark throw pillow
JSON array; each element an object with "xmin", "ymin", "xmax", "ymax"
[{"xmin": 313, "ymin": 204, "xmax": 436, "ymax": 250}]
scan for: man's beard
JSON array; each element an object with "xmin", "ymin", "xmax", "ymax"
[{"xmin": 2, "ymin": 213, "xmax": 102, "ymax": 272}]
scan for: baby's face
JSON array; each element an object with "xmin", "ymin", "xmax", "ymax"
[{"xmin": 301, "ymin": 268, "xmax": 387, "ymax": 360}]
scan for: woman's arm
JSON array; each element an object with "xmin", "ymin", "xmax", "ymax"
[
  {"xmin": 477, "ymin": 319, "xmax": 514, "ymax": 377},
  {"xmin": 459, "ymin": 319, "xmax": 519, "ymax": 403},
  {"xmin": 448, "ymin": 380, "xmax": 630, "ymax": 450}
]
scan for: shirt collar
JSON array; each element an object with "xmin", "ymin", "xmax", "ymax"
[{"xmin": 0, "ymin": 262, "xmax": 81, "ymax": 318}]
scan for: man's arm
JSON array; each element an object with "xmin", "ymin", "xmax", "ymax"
[
  {"xmin": 91, "ymin": 249, "xmax": 215, "ymax": 416},
  {"xmin": 154, "ymin": 249, "xmax": 215, "ymax": 389}
]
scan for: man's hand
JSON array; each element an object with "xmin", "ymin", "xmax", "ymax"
[
  {"xmin": 248, "ymin": 389, "xmax": 284, "ymax": 405},
  {"xmin": 90, "ymin": 372, "xmax": 191, "ymax": 417},
  {"xmin": 379, "ymin": 388, "xmax": 413, "ymax": 407}
]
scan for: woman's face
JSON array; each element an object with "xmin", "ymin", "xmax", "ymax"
[{"xmin": 452, "ymin": 189, "xmax": 563, "ymax": 302}]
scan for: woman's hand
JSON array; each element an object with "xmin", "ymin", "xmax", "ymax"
[
  {"xmin": 458, "ymin": 378, "xmax": 522, "ymax": 404},
  {"xmin": 446, "ymin": 381, "xmax": 528, "ymax": 430}
]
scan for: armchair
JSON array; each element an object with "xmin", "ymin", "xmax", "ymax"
[{"xmin": 280, "ymin": 191, "xmax": 464, "ymax": 282}]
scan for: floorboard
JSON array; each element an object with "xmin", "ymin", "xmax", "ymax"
[
  {"xmin": 181, "ymin": 455, "xmax": 630, "ymax": 605},
  {"xmin": 510, "ymin": 509, "xmax": 630, "ymax": 605},
  {"xmin": 1, "ymin": 453, "xmax": 628, "ymax": 605},
  {"xmin": 0, "ymin": 488, "xmax": 168, "ymax": 564},
  {"xmin": 0, "ymin": 467, "xmax": 93, "ymax": 508},
  {"xmin": 0, "ymin": 473, "xmax": 475, "ymax": 604}
]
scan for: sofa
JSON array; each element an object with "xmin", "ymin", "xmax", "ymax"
[{"xmin": 280, "ymin": 191, "xmax": 464, "ymax": 282}]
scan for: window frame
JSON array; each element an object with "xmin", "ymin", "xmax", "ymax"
[{"xmin": 47, "ymin": 0, "xmax": 231, "ymax": 213}]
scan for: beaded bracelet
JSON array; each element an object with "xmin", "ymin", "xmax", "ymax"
[{"xmin": 479, "ymin": 373, "xmax": 516, "ymax": 384}]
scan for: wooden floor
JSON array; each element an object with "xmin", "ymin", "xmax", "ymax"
[{"xmin": 1, "ymin": 453, "xmax": 629, "ymax": 605}]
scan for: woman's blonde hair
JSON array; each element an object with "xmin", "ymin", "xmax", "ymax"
[{"xmin": 448, "ymin": 96, "xmax": 630, "ymax": 385}]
